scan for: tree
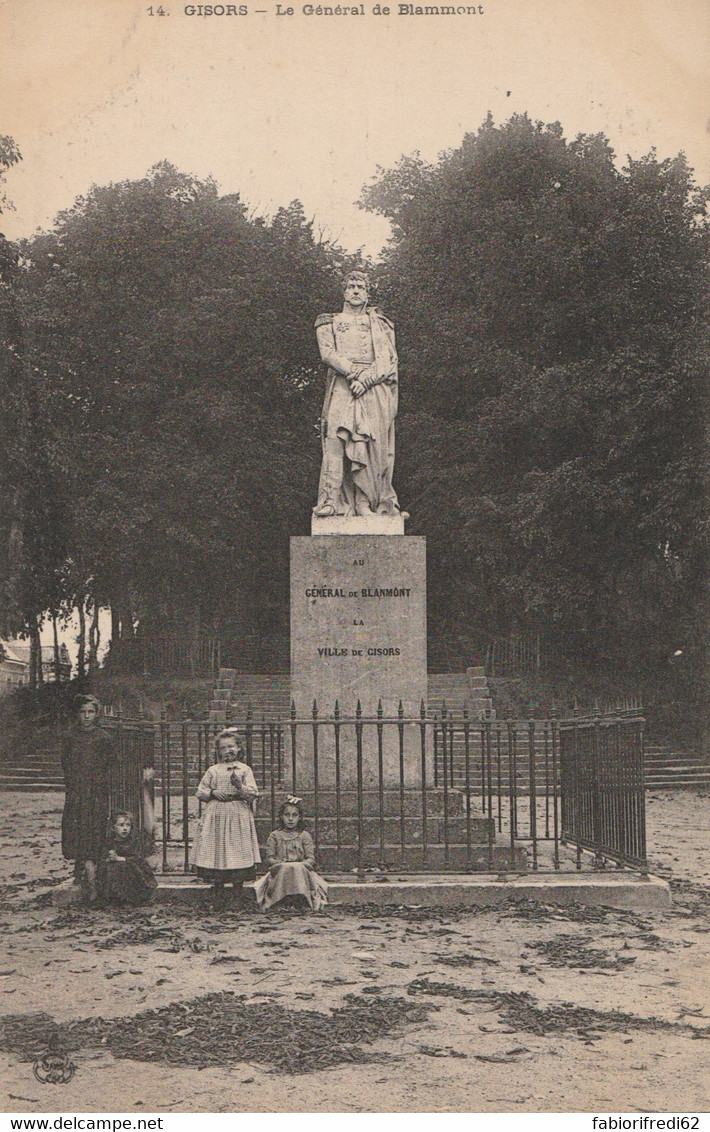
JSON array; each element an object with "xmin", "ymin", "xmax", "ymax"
[
  {"xmin": 20, "ymin": 165, "xmax": 356, "ymax": 653},
  {"xmin": 362, "ymin": 115, "xmax": 709, "ymax": 683},
  {"xmin": 0, "ymin": 135, "xmax": 24, "ymax": 637}
]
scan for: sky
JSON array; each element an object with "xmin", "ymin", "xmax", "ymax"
[{"xmin": 1, "ymin": 0, "xmax": 708, "ymax": 258}]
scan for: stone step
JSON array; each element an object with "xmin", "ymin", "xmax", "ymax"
[
  {"xmin": 645, "ymin": 758, "xmax": 708, "ymax": 769},
  {"xmin": 646, "ymin": 761, "xmax": 707, "ymax": 768},
  {"xmin": 0, "ymin": 779, "xmax": 65, "ymax": 792},
  {"xmin": 646, "ymin": 774, "xmax": 710, "ymax": 789},
  {"xmin": 645, "ymin": 745, "xmax": 704, "ymax": 755},
  {"xmin": 255, "ymin": 815, "xmax": 493, "ymax": 845},
  {"xmin": 311, "ymin": 844, "xmax": 526, "ymax": 872},
  {"xmin": 0, "ymin": 753, "xmax": 63, "ymax": 765},
  {"xmin": 256, "ymin": 788, "xmax": 467, "ymax": 817},
  {"xmin": 0, "ymin": 766, "xmax": 63, "ymax": 778}
]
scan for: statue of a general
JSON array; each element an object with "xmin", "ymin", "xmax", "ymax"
[{"xmin": 313, "ymin": 271, "xmax": 405, "ymax": 519}]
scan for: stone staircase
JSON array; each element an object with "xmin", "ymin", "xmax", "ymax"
[
  {"xmin": 253, "ymin": 788, "xmax": 525, "ymax": 872},
  {"xmin": 427, "ymin": 668, "xmax": 496, "ymax": 720},
  {"xmin": 1, "ymin": 669, "xmax": 708, "ymax": 795},
  {"xmin": 209, "ymin": 670, "xmax": 291, "ymax": 724},
  {"xmin": 0, "ymin": 750, "xmax": 65, "ymax": 792},
  {"xmin": 215, "ymin": 669, "xmax": 494, "ymax": 726},
  {"xmin": 644, "ymin": 745, "xmax": 710, "ymax": 790}
]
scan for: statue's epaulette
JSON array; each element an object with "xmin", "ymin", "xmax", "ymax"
[
  {"xmin": 371, "ymin": 306, "xmax": 394, "ymax": 330},
  {"xmin": 314, "ymin": 313, "xmax": 334, "ymax": 329}
]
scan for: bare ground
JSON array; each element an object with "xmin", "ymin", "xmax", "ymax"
[{"xmin": 1, "ymin": 789, "xmax": 709, "ymax": 1113}]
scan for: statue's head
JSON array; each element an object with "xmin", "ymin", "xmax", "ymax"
[{"xmin": 342, "ymin": 270, "xmax": 370, "ymax": 307}]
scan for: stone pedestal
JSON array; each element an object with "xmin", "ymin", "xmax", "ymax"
[{"xmin": 290, "ymin": 533, "xmax": 427, "ymax": 787}]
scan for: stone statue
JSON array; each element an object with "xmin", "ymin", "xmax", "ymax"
[{"xmin": 313, "ymin": 271, "xmax": 405, "ymax": 519}]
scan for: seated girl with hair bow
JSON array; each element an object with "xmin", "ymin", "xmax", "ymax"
[{"xmin": 254, "ymin": 796, "xmax": 328, "ymax": 912}]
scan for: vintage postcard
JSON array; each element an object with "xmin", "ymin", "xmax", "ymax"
[{"xmin": 0, "ymin": 0, "xmax": 708, "ymax": 1120}]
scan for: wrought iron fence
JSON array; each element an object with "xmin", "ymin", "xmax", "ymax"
[
  {"xmin": 485, "ymin": 632, "xmax": 543, "ymax": 676},
  {"xmin": 100, "ymin": 702, "xmax": 647, "ymax": 877},
  {"xmin": 106, "ymin": 718, "xmax": 156, "ymax": 838},
  {"xmin": 559, "ymin": 710, "xmax": 647, "ymax": 871},
  {"xmin": 107, "ymin": 636, "xmax": 221, "ymax": 677}
]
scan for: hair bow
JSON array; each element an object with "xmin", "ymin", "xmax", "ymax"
[{"xmin": 286, "ymin": 795, "xmax": 302, "ymax": 806}]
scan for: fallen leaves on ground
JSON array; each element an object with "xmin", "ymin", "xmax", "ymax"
[
  {"xmin": 406, "ymin": 977, "xmax": 710, "ymax": 1041},
  {"xmin": 526, "ymin": 934, "xmax": 636, "ymax": 970},
  {"xmin": 0, "ymin": 992, "xmax": 435, "ymax": 1074}
]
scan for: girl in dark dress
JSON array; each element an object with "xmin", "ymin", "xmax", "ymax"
[
  {"xmin": 61, "ymin": 695, "xmax": 116, "ymax": 902},
  {"xmin": 97, "ymin": 811, "xmax": 157, "ymax": 906}
]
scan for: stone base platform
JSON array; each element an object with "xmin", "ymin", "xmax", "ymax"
[
  {"xmin": 262, "ymin": 789, "xmax": 470, "ymax": 816},
  {"xmin": 254, "ymin": 787, "xmax": 520, "ymax": 870},
  {"xmin": 290, "ymin": 844, "xmax": 526, "ymax": 872},
  {"xmin": 52, "ymin": 873, "xmax": 670, "ymax": 911},
  {"xmin": 310, "ymin": 513, "xmax": 405, "ymax": 536}
]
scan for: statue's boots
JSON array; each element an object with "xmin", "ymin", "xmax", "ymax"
[
  {"xmin": 355, "ymin": 492, "xmax": 374, "ymax": 518},
  {"xmin": 314, "ymin": 441, "xmax": 345, "ymax": 516}
]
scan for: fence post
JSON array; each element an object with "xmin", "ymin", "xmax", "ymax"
[
  {"xmin": 260, "ymin": 714, "xmax": 267, "ymax": 787},
  {"xmin": 181, "ymin": 718, "xmax": 190, "ymax": 873},
  {"xmin": 355, "ymin": 700, "xmax": 364, "ymax": 874},
  {"xmin": 377, "ymin": 700, "xmax": 385, "ymax": 866},
  {"xmin": 311, "ymin": 700, "xmax": 320, "ymax": 854},
  {"xmin": 420, "ymin": 700, "xmax": 428, "ymax": 867},
  {"xmin": 269, "ymin": 722, "xmax": 276, "ymax": 831},
  {"xmin": 290, "ymin": 700, "xmax": 297, "ymax": 793},
  {"xmin": 551, "ymin": 707, "xmax": 560, "ymax": 870},
  {"xmin": 528, "ymin": 719, "xmax": 538, "ymax": 871},
  {"xmin": 592, "ymin": 717, "xmax": 604, "ymax": 868},
  {"xmin": 433, "ymin": 714, "xmax": 438, "ymax": 789},
  {"xmin": 638, "ymin": 717, "xmax": 648, "ymax": 874},
  {"xmin": 507, "ymin": 717, "xmax": 516, "ymax": 869},
  {"xmin": 464, "ymin": 705, "xmax": 472, "ymax": 870},
  {"xmin": 509, "ymin": 715, "xmax": 518, "ymax": 838},
  {"xmin": 480, "ymin": 717, "xmax": 487, "ymax": 814},
  {"xmin": 441, "ymin": 702, "xmax": 450, "ymax": 870},
  {"xmin": 334, "ymin": 701, "xmax": 342, "ymax": 872},
  {"xmin": 573, "ymin": 718, "xmax": 582, "ymax": 871},
  {"xmin": 398, "ymin": 700, "xmax": 406, "ymax": 867},
  {"xmin": 141, "ymin": 720, "xmax": 155, "ymax": 844},
  {"xmin": 160, "ymin": 706, "xmax": 168, "ymax": 873}
]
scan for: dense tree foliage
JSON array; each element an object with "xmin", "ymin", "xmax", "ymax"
[
  {"xmin": 0, "ymin": 136, "xmax": 24, "ymax": 636},
  {"xmin": 20, "ymin": 164, "xmax": 356, "ymax": 660},
  {"xmin": 361, "ymin": 115, "xmax": 708, "ymax": 678},
  {"xmin": 0, "ymin": 135, "xmax": 57, "ymax": 680},
  {"xmin": 7, "ymin": 116, "xmax": 709, "ymax": 731}
]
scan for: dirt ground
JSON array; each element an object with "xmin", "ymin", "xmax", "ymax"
[{"xmin": 1, "ymin": 790, "xmax": 709, "ymax": 1114}]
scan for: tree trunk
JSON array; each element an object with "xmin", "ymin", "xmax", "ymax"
[
  {"xmin": 77, "ymin": 599, "xmax": 86, "ymax": 679},
  {"xmin": 32, "ymin": 617, "xmax": 43, "ymax": 685},
  {"xmin": 29, "ymin": 628, "xmax": 37, "ymax": 688},
  {"xmin": 88, "ymin": 599, "xmax": 100, "ymax": 671},
  {"xmin": 52, "ymin": 612, "xmax": 61, "ymax": 682},
  {"xmin": 120, "ymin": 606, "xmax": 135, "ymax": 638}
]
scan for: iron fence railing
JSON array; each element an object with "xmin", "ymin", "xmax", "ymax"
[
  {"xmin": 485, "ymin": 632, "xmax": 543, "ymax": 677},
  {"xmin": 99, "ymin": 703, "xmax": 647, "ymax": 877},
  {"xmin": 105, "ymin": 719, "xmax": 156, "ymax": 839},
  {"xmin": 559, "ymin": 711, "xmax": 647, "ymax": 871},
  {"xmin": 107, "ymin": 636, "xmax": 221, "ymax": 677}
]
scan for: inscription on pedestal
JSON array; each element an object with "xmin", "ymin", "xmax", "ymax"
[
  {"xmin": 290, "ymin": 535, "xmax": 427, "ymax": 787},
  {"xmin": 291, "ymin": 535, "xmax": 426, "ymax": 719}
]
